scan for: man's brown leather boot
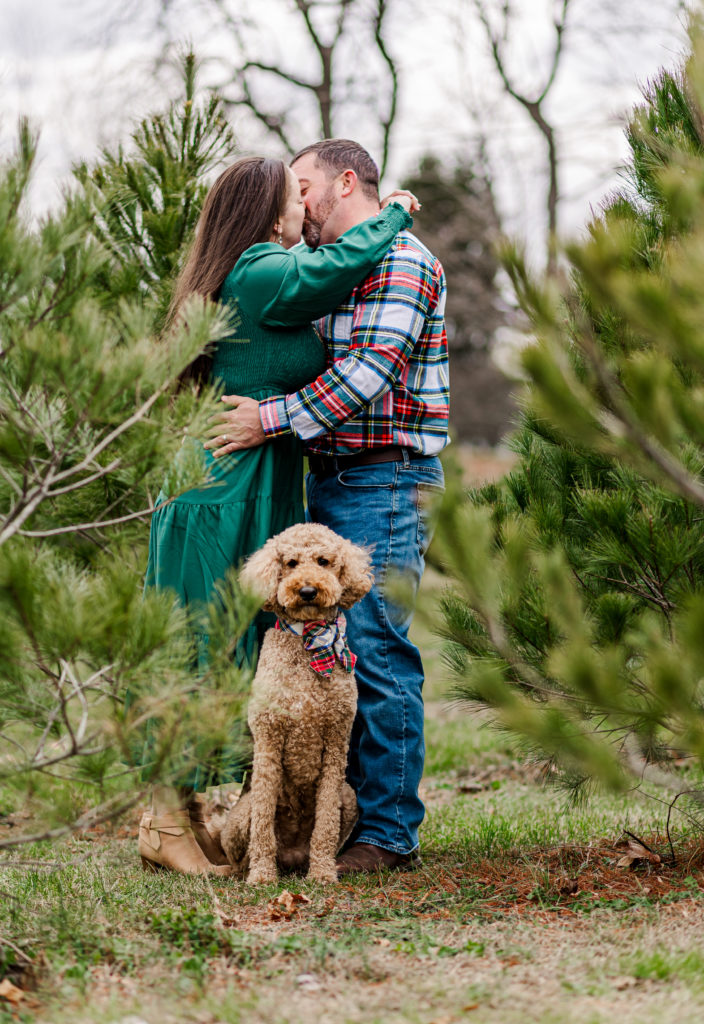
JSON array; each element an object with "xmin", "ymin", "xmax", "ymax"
[{"xmin": 336, "ymin": 842, "xmax": 422, "ymax": 876}]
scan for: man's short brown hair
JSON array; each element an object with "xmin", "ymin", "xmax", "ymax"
[{"xmin": 291, "ymin": 139, "xmax": 380, "ymax": 201}]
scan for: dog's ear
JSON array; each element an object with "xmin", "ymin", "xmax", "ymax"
[
  {"xmin": 240, "ymin": 538, "xmax": 281, "ymax": 611},
  {"xmin": 338, "ymin": 538, "xmax": 374, "ymax": 608}
]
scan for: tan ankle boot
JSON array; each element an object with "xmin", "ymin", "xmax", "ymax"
[
  {"xmin": 188, "ymin": 795, "xmax": 230, "ymax": 866},
  {"xmin": 138, "ymin": 811, "xmax": 233, "ymax": 876}
]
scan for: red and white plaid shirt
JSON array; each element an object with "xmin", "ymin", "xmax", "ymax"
[{"xmin": 259, "ymin": 231, "xmax": 450, "ymax": 456}]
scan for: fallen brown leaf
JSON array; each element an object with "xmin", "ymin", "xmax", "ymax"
[
  {"xmin": 612, "ymin": 976, "xmax": 638, "ymax": 990},
  {"xmin": 558, "ymin": 878, "xmax": 579, "ymax": 896},
  {"xmin": 267, "ymin": 890, "xmax": 312, "ymax": 920},
  {"xmin": 615, "ymin": 839, "xmax": 661, "ymax": 871},
  {"xmin": 0, "ymin": 978, "xmax": 24, "ymax": 1005},
  {"xmin": 211, "ymin": 892, "xmax": 238, "ymax": 928},
  {"xmin": 316, "ymin": 896, "xmax": 336, "ymax": 918}
]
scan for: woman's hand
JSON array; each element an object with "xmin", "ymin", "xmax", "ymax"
[
  {"xmin": 204, "ymin": 395, "xmax": 266, "ymax": 456},
  {"xmin": 380, "ymin": 189, "xmax": 421, "ymax": 214}
]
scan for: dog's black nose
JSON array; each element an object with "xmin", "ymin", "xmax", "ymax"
[{"xmin": 299, "ymin": 586, "xmax": 318, "ymax": 601}]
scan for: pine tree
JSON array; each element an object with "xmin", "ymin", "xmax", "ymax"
[
  {"xmin": 0, "ymin": 61, "xmax": 255, "ymax": 849},
  {"xmin": 436, "ymin": 21, "xmax": 704, "ymax": 800},
  {"xmin": 74, "ymin": 53, "xmax": 235, "ymax": 329}
]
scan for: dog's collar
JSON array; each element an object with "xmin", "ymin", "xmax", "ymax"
[{"xmin": 275, "ymin": 613, "xmax": 356, "ymax": 677}]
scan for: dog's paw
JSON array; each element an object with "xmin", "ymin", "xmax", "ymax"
[
  {"xmin": 307, "ymin": 864, "xmax": 338, "ymax": 884},
  {"xmin": 247, "ymin": 864, "xmax": 277, "ymax": 886}
]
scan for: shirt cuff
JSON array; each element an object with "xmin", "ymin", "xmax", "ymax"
[{"xmin": 259, "ymin": 396, "xmax": 292, "ymax": 437}]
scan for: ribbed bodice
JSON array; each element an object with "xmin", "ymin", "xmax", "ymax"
[{"xmin": 212, "ymin": 289, "xmax": 326, "ymax": 401}]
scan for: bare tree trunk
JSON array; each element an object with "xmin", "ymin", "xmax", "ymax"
[{"xmin": 473, "ymin": 0, "xmax": 571, "ymax": 274}]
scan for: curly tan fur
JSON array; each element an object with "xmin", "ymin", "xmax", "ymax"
[{"xmin": 221, "ymin": 523, "xmax": 373, "ymax": 884}]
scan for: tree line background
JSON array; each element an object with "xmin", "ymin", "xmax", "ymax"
[{"xmin": 1, "ymin": 0, "xmax": 694, "ymax": 444}]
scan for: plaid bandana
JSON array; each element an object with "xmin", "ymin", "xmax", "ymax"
[{"xmin": 275, "ymin": 614, "xmax": 357, "ymax": 677}]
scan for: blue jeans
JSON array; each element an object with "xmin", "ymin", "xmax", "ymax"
[{"xmin": 306, "ymin": 451, "xmax": 444, "ymax": 853}]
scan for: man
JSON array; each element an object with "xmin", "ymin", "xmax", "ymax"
[{"xmin": 210, "ymin": 139, "xmax": 449, "ymax": 873}]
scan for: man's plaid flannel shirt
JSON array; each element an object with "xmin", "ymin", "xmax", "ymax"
[{"xmin": 258, "ymin": 230, "xmax": 449, "ymax": 456}]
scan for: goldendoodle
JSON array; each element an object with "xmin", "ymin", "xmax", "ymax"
[{"xmin": 220, "ymin": 522, "xmax": 373, "ymax": 884}]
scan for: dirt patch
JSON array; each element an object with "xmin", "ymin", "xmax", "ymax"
[{"xmin": 333, "ymin": 837, "xmax": 704, "ymax": 919}]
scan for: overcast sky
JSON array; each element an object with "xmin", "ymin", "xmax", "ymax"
[{"xmin": 0, "ymin": 0, "xmax": 693, "ymax": 251}]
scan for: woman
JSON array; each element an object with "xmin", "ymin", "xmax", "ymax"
[{"xmin": 137, "ymin": 156, "xmax": 415, "ymax": 874}]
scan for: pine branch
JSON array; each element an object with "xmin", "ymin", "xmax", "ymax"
[
  {"xmin": 578, "ymin": 321, "xmax": 704, "ymax": 508},
  {"xmin": 0, "ymin": 376, "xmax": 174, "ymax": 546}
]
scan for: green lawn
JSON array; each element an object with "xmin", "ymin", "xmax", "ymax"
[{"xmin": 3, "ymin": 545, "xmax": 704, "ymax": 1024}]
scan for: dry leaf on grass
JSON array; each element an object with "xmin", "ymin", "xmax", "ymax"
[
  {"xmin": 295, "ymin": 973, "xmax": 321, "ymax": 991},
  {"xmin": 612, "ymin": 976, "xmax": 639, "ymax": 990},
  {"xmin": 267, "ymin": 890, "xmax": 312, "ymax": 920},
  {"xmin": 315, "ymin": 896, "xmax": 336, "ymax": 917},
  {"xmin": 210, "ymin": 891, "xmax": 238, "ymax": 928},
  {"xmin": 0, "ymin": 978, "xmax": 24, "ymax": 1004},
  {"xmin": 557, "ymin": 877, "xmax": 579, "ymax": 896},
  {"xmin": 615, "ymin": 838, "xmax": 661, "ymax": 870}
]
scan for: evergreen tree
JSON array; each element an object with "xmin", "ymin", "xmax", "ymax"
[
  {"xmin": 402, "ymin": 155, "xmax": 516, "ymax": 444},
  {"xmin": 436, "ymin": 21, "xmax": 704, "ymax": 800},
  {"xmin": 74, "ymin": 54, "xmax": 235, "ymax": 328},
  {"xmin": 0, "ymin": 61, "xmax": 255, "ymax": 849}
]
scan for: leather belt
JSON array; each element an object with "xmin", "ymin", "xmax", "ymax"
[{"xmin": 308, "ymin": 445, "xmax": 416, "ymax": 477}]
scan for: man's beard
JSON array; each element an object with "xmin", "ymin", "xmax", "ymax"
[
  {"xmin": 302, "ymin": 184, "xmax": 337, "ymax": 249},
  {"xmin": 302, "ymin": 218, "xmax": 322, "ymax": 249}
]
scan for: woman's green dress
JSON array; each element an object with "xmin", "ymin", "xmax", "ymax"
[{"xmin": 142, "ymin": 203, "xmax": 412, "ymax": 789}]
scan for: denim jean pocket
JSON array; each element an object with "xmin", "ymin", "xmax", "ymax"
[{"xmin": 415, "ymin": 478, "xmax": 444, "ymax": 555}]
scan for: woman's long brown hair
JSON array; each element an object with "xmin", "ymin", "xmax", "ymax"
[{"xmin": 170, "ymin": 156, "xmax": 289, "ymax": 384}]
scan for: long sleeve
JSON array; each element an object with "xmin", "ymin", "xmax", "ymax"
[
  {"xmin": 259, "ymin": 244, "xmax": 442, "ymax": 441},
  {"xmin": 223, "ymin": 204, "xmax": 412, "ymax": 328}
]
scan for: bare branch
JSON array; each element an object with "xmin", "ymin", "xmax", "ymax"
[
  {"xmin": 230, "ymin": 76, "xmax": 297, "ymax": 154},
  {"xmin": 203, "ymin": 0, "xmax": 398, "ymax": 154},
  {"xmin": 472, "ymin": 0, "xmax": 567, "ymax": 269},
  {"xmin": 18, "ymin": 501, "xmax": 166, "ymax": 537},
  {"xmin": 241, "ymin": 60, "xmax": 317, "ymax": 92},
  {"xmin": 373, "ymin": 0, "xmax": 399, "ymax": 178},
  {"xmin": 294, "ymin": 0, "xmax": 326, "ymax": 56},
  {"xmin": 0, "ymin": 932, "xmax": 31, "ymax": 957},
  {"xmin": 0, "ymin": 376, "xmax": 174, "ymax": 547},
  {"xmin": 537, "ymin": 0, "xmax": 571, "ymax": 105},
  {"xmin": 45, "ymin": 458, "xmax": 122, "ymax": 498}
]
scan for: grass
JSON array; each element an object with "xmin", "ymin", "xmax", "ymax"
[
  {"xmin": 4, "ymin": 451, "xmax": 704, "ymax": 1023},
  {"xmin": 4, "ymin": 687, "xmax": 704, "ymax": 1024}
]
